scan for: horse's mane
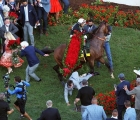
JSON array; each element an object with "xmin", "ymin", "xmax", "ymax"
[{"xmin": 95, "ymin": 21, "xmax": 107, "ymax": 33}]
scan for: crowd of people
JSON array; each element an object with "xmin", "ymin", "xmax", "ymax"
[{"xmin": 0, "ymin": 0, "xmax": 140, "ymax": 120}]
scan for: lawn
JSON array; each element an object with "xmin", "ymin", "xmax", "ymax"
[{"xmin": 0, "ymin": 25, "xmax": 140, "ymax": 120}]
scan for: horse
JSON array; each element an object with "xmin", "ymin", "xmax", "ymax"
[{"xmin": 43, "ymin": 21, "xmax": 114, "ymax": 83}]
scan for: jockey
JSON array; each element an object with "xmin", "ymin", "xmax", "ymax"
[
  {"xmin": 70, "ymin": 18, "xmax": 86, "ymax": 38},
  {"xmin": 70, "ymin": 18, "xmax": 90, "ymax": 56}
]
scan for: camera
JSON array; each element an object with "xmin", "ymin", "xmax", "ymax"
[
  {"xmin": 2, "ymin": 74, "xmax": 11, "ymax": 103},
  {"xmin": 3, "ymin": 74, "xmax": 10, "ymax": 88}
]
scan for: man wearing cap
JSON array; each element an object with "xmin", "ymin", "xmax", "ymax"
[
  {"xmin": 114, "ymin": 73, "xmax": 130, "ymax": 120},
  {"xmin": 124, "ymin": 78, "xmax": 140, "ymax": 120}
]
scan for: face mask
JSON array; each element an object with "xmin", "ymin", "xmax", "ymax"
[
  {"xmin": 23, "ymin": 5, "xmax": 27, "ymax": 7},
  {"xmin": 10, "ymin": 2, "xmax": 15, "ymax": 5},
  {"xmin": 88, "ymin": 25, "xmax": 92, "ymax": 27},
  {"xmin": 6, "ymin": 24, "xmax": 10, "ymax": 26}
]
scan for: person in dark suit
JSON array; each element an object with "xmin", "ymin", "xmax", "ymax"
[
  {"xmin": 14, "ymin": 0, "xmax": 38, "ymax": 46},
  {"xmin": 34, "ymin": 0, "xmax": 50, "ymax": 36},
  {"xmin": 0, "ymin": 17, "xmax": 19, "ymax": 39},
  {"xmin": 0, "ymin": 17, "xmax": 19, "ymax": 53},
  {"xmin": 38, "ymin": 100, "xmax": 61, "ymax": 120},
  {"xmin": 20, "ymin": 41, "xmax": 49, "ymax": 82},
  {"xmin": 114, "ymin": 73, "xmax": 131, "ymax": 120},
  {"xmin": 106, "ymin": 109, "xmax": 118, "ymax": 120},
  {"xmin": 74, "ymin": 80, "xmax": 95, "ymax": 114}
]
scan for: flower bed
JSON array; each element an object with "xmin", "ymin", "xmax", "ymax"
[
  {"xmin": 48, "ymin": 3, "xmax": 140, "ymax": 29},
  {"xmin": 96, "ymin": 80, "xmax": 136, "ymax": 114}
]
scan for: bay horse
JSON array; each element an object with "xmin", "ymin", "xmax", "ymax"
[{"xmin": 48, "ymin": 21, "xmax": 114, "ymax": 82}]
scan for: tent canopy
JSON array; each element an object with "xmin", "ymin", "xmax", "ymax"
[{"xmin": 103, "ymin": 0, "xmax": 140, "ymax": 6}]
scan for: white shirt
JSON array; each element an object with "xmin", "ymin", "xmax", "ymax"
[
  {"xmin": 5, "ymin": 25, "xmax": 9, "ymax": 32},
  {"xmin": 111, "ymin": 116, "xmax": 118, "ymax": 119},
  {"xmin": 126, "ymin": 107, "xmax": 131, "ymax": 111},
  {"xmin": 38, "ymin": 0, "xmax": 43, "ymax": 7},
  {"xmin": 24, "ymin": 5, "xmax": 29, "ymax": 21}
]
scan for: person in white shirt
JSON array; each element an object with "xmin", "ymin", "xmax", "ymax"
[{"xmin": 64, "ymin": 71, "xmax": 94, "ymax": 106}]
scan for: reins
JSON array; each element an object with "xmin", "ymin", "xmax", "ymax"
[{"xmin": 94, "ymin": 35, "xmax": 106, "ymax": 41}]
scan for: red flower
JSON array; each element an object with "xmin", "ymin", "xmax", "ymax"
[
  {"xmin": 7, "ymin": 38, "xmax": 20, "ymax": 50},
  {"xmin": 9, "ymin": 12, "xmax": 18, "ymax": 20}
]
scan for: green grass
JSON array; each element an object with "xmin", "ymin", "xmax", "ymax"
[{"xmin": 0, "ymin": 25, "xmax": 140, "ymax": 120}]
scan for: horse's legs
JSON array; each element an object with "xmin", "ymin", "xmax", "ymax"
[
  {"xmin": 88, "ymin": 60, "xmax": 95, "ymax": 74},
  {"xmin": 53, "ymin": 65, "xmax": 65, "ymax": 85},
  {"xmin": 99, "ymin": 58, "xmax": 115, "ymax": 79}
]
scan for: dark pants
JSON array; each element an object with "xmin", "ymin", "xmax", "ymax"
[
  {"xmin": 14, "ymin": 98, "xmax": 26, "ymax": 114},
  {"xmin": 117, "ymin": 105, "xmax": 125, "ymax": 120},
  {"xmin": 61, "ymin": 0, "xmax": 69, "ymax": 14},
  {"xmin": 37, "ymin": 7, "xmax": 47, "ymax": 32},
  {"xmin": 136, "ymin": 109, "xmax": 140, "ymax": 120}
]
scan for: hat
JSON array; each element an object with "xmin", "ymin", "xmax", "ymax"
[
  {"xmin": 136, "ymin": 78, "xmax": 140, "ymax": 82},
  {"xmin": 133, "ymin": 70, "xmax": 140, "ymax": 76},
  {"xmin": 118, "ymin": 73, "xmax": 125, "ymax": 78}
]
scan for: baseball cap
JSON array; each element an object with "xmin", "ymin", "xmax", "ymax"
[{"xmin": 118, "ymin": 73, "xmax": 125, "ymax": 78}]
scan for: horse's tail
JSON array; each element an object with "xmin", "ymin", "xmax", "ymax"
[{"xmin": 41, "ymin": 46, "xmax": 54, "ymax": 54}]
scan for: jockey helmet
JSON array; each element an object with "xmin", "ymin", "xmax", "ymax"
[{"xmin": 78, "ymin": 18, "xmax": 86, "ymax": 25}]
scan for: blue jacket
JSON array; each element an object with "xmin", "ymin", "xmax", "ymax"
[
  {"xmin": 115, "ymin": 80, "xmax": 131, "ymax": 105},
  {"xmin": 40, "ymin": 0, "xmax": 50, "ymax": 13},
  {"xmin": 20, "ymin": 46, "xmax": 45, "ymax": 67},
  {"xmin": 124, "ymin": 107, "xmax": 136, "ymax": 120},
  {"xmin": 70, "ymin": 23, "xmax": 84, "ymax": 35},
  {"xmin": 8, "ymin": 81, "xmax": 30, "ymax": 99},
  {"xmin": 18, "ymin": 4, "xmax": 38, "ymax": 26},
  {"xmin": 82, "ymin": 104, "xmax": 107, "ymax": 120}
]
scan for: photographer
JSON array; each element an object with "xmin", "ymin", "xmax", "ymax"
[
  {"xmin": 6, "ymin": 76, "xmax": 32, "ymax": 120},
  {"xmin": 0, "ymin": 93, "xmax": 14, "ymax": 120}
]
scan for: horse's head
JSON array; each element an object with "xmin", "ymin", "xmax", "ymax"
[{"xmin": 97, "ymin": 21, "xmax": 109, "ymax": 35}]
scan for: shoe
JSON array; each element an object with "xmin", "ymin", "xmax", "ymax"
[
  {"xmin": 6, "ymin": 68, "xmax": 13, "ymax": 74},
  {"xmin": 44, "ymin": 31, "xmax": 48, "ymax": 36},
  {"xmin": 93, "ymin": 72, "xmax": 100, "ymax": 76},
  {"xmin": 37, "ymin": 79, "xmax": 42, "ymax": 82},
  {"xmin": 20, "ymin": 114, "xmax": 24, "ymax": 119}
]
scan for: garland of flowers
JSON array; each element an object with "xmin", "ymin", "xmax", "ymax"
[{"xmin": 62, "ymin": 31, "xmax": 84, "ymax": 77}]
